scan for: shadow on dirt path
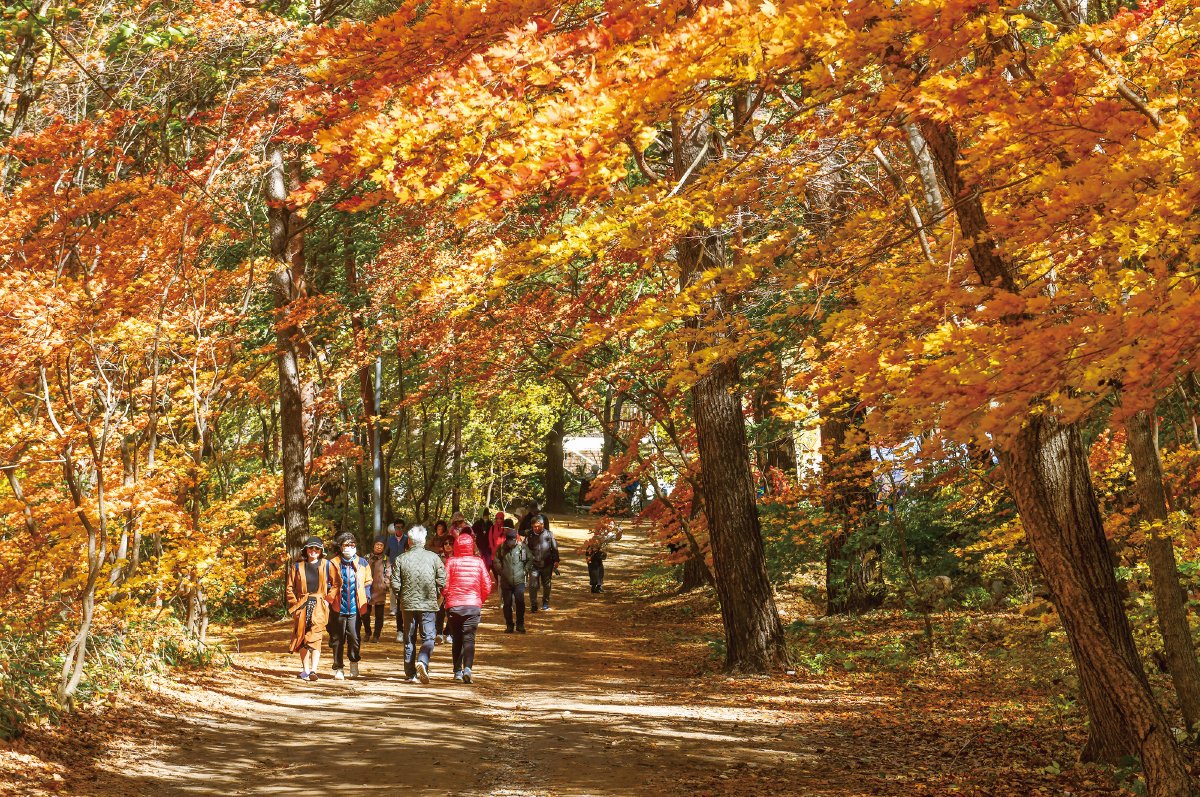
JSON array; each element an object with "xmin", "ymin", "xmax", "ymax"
[{"xmin": 36, "ymin": 517, "xmax": 868, "ymax": 797}]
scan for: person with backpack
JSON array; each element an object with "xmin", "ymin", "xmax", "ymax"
[
  {"xmin": 328, "ymin": 533, "xmax": 373, "ymax": 680},
  {"xmin": 443, "ymin": 533, "xmax": 493, "ymax": 683},
  {"xmin": 286, "ymin": 537, "xmax": 340, "ymax": 681},
  {"xmin": 390, "ymin": 525, "xmax": 447, "ymax": 684},
  {"xmin": 526, "ymin": 515, "xmax": 560, "ymax": 613},
  {"xmin": 494, "ymin": 527, "xmax": 530, "ymax": 632}
]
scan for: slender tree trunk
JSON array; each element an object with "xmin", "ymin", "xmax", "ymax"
[
  {"xmin": 820, "ymin": 400, "xmax": 884, "ymax": 614},
  {"xmin": 923, "ymin": 118, "xmax": 1192, "ymax": 795},
  {"xmin": 544, "ymin": 414, "xmax": 567, "ymax": 513},
  {"xmin": 1127, "ymin": 409, "xmax": 1200, "ymax": 730},
  {"xmin": 266, "ymin": 143, "xmax": 310, "ymax": 559}
]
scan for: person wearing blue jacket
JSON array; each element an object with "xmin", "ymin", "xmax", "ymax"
[{"xmin": 328, "ymin": 533, "xmax": 373, "ymax": 680}]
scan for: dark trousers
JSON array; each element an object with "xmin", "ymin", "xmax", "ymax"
[
  {"xmin": 501, "ymin": 581, "xmax": 526, "ymax": 629},
  {"xmin": 587, "ymin": 557, "xmax": 604, "ymax": 591},
  {"xmin": 359, "ymin": 604, "xmax": 385, "ymax": 638},
  {"xmin": 329, "ymin": 613, "xmax": 361, "ymax": 670},
  {"xmin": 401, "ymin": 610, "xmax": 437, "ymax": 678},
  {"xmin": 435, "ymin": 608, "xmax": 446, "ymax": 636},
  {"xmin": 447, "ymin": 606, "xmax": 481, "ymax": 673},
  {"xmin": 395, "ymin": 605, "xmax": 403, "ymax": 633},
  {"xmin": 528, "ymin": 568, "xmax": 553, "ymax": 609}
]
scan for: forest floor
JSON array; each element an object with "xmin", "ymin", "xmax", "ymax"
[{"xmin": 1, "ymin": 517, "xmax": 1158, "ymax": 796}]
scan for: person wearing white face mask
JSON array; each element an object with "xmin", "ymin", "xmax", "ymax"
[
  {"xmin": 328, "ymin": 533, "xmax": 373, "ymax": 680},
  {"xmin": 285, "ymin": 537, "xmax": 340, "ymax": 682}
]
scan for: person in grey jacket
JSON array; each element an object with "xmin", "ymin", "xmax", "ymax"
[
  {"xmin": 494, "ymin": 528, "xmax": 530, "ymax": 632},
  {"xmin": 525, "ymin": 516, "xmax": 560, "ymax": 613},
  {"xmin": 389, "ymin": 525, "xmax": 447, "ymax": 684}
]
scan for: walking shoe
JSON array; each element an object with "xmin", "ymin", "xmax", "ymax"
[
  {"xmin": 517, "ymin": 625, "xmax": 526, "ymax": 633},
  {"xmin": 542, "ymin": 603, "xmax": 550, "ymax": 611},
  {"xmin": 396, "ymin": 631, "xmax": 403, "ymax": 643},
  {"xmin": 530, "ymin": 606, "xmax": 538, "ymax": 613},
  {"xmin": 307, "ymin": 671, "xmax": 318, "ymax": 682},
  {"xmin": 454, "ymin": 671, "xmax": 463, "ymax": 682},
  {"xmin": 597, "ymin": 586, "xmax": 604, "ymax": 593},
  {"xmin": 505, "ymin": 626, "xmax": 515, "ymax": 633},
  {"xmin": 372, "ymin": 633, "xmax": 381, "ymax": 643},
  {"xmin": 333, "ymin": 669, "xmax": 345, "ymax": 681},
  {"xmin": 349, "ymin": 661, "xmax": 359, "ymax": 678},
  {"xmin": 404, "ymin": 675, "xmax": 418, "ymax": 684},
  {"xmin": 415, "ymin": 661, "xmax": 429, "ymax": 684},
  {"xmin": 462, "ymin": 668, "xmax": 472, "ymax": 684},
  {"xmin": 298, "ymin": 670, "xmax": 310, "ymax": 680}
]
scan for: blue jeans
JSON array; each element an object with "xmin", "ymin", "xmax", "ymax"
[{"xmin": 401, "ymin": 610, "xmax": 437, "ymax": 678}]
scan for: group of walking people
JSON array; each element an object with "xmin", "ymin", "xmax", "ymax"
[{"xmin": 285, "ymin": 504, "xmax": 584, "ymax": 684}]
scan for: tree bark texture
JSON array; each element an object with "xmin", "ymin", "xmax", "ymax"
[
  {"xmin": 1127, "ymin": 409, "xmax": 1200, "ymax": 730},
  {"xmin": 820, "ymin": 401, "xmax": 884, "ymax": 615},
  {"xmin": 921, "ymin": 118, "xmax": 1192, "ymax": 795},
  {"xmin": 267, "ymin": 144, "xmax": 310, "ymax": 560}
]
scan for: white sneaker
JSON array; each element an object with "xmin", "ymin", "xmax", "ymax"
[
  {"xmin": 333, "ymin": 669, "xmax": 345, "ymax": 681},
  {"xmin": 415, "ymin": 661, "xmax": 429, "ymax": 684},
  {"xmin": 349, "ymin": 661, "xmax": 359, "ymax": 678},
  {"xmin": 395, "ymin": 632, "xmax": 403, "ymax": 643}
]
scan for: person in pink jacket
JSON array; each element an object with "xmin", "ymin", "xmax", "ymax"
[{"xmin": 443, "ymin": 533, "xmax": 493, "ymax": 684}]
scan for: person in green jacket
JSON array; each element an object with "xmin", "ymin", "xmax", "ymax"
[
  {"xmin": 494, "ymin": 528, "xmax": 530, "ymax": 633},
  {"xmin": 389, "ymin": 525, "xmax": 447, "ymax": 684}
]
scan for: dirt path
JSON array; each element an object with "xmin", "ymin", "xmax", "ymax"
[{"xmin": 67, "ymin": 517, "xmax": 831, "ymax": 797}]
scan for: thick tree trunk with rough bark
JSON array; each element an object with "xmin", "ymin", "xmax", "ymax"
[
  {"xmin": 266, "ymin": 144, "xmax": 310, "ymax": 560},
  {"xmin": 922, "ymin": 117, "xmax": 1192, "ymax": 795},
  {"xmin": 1127, "ymin": 409, "xmax": 1200, "ymax": 730}
]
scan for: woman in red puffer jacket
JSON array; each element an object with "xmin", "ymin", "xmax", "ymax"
[{"xmin": 443, "ymin": 533, "xmax": 493, "ymax": 683}]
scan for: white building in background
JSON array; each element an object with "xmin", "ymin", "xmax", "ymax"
[{"xmin": 564, "ymin": 435, "xmax": 605, "ymax": 476}]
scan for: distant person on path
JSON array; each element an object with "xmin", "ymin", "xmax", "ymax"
[
  {"xmin": 286, "ymin": 537, "xmax": 339, "ymax": 681},
  {"xmin": 443, "ymin": 533, "xmax": 493, "ymax": 683},
  {"xmin": 489, "ymin": 511, "xmax": 508, "ymax": 557},
  {"xmin": 328, "ymin": 534, "xmax": 373, "ymax": 680},
  {"xmin": 517, "ymin": 501, "xmax": 549, "ymax": 536},
  {"xmin": 360, "ymin": 539, "xmax": 388, "ymax": 642},
  {"xmin": 494, "ymin": 527, "xmax": 530, "ymax": 633},
  {"xmin": 436, "ymin": 534, "xmax": 454, "ymax": 643},
  {"xmin": 582, "ymin": 526, "xmax": 620, "ymax": 593},
  {"xmin": 390, "ymin": 525, "xmax": 447, "ymax": 684},
  {"xmin": 384, "ymin": 521, "xmax": 408, "ymax": 640},
  {"xmin": 450, "ymin": 511, "xmax": 470, "ymax": 535},
  {"xmin": 526, "ymin": 515, "xmax": 560, "ymax": 612},
  {"xmin": 472, "ymin": 517, "xmax": 493, "ymax": 573}
]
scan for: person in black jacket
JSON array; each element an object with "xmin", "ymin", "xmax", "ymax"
[{"xmin": 525, "ymin": 515, "xmax": 560, "ymax": 612}]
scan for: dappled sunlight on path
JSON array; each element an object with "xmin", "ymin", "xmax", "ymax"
[{"xmin": 77, "ymin": 516, "xmax": 843, "ymax": 797}]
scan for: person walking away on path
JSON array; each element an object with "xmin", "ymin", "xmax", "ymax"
[
  {"xmin": 582, "ymin": 525, "xmax": 620, "ymax": 593},
  {"xmin": 444, "ymin": 533, "xmax": 493, "ymax": 683},
  {"xmin": 329, "ymin": 534, "xmax": 373, "ymax": 680},
  {"xmin": 494, "ymin": 528, "xmax": 530, "ymax": 633},
  {"xmin": 360, "ymin": 539, "xmax": 387, "ymax": 642},
  {"xmin": 384, "ymin": 521, "xmax": 409, "ymax": 641},
  {"xmin": 526, "ymin": 515, "xmax": 560, "ymax": 612},
  {"xmin": 390, "ymin": 525, "xmax": 447, "ymax": 685},
  {"xmin": 286, "ymin": 537, "xmax": 340, "ymax": 681}
]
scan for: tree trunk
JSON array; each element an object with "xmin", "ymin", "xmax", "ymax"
[
  {"xmin": 691, "ymin": 360, "xmax": 789, "ymax": 671},
  {"xmin": 544, "ymin": 414, "xmax": 567, "ymax": 513},
  {"xmin": 267, "ymin": 144, "xmax": 310, "ymax": 559},
  {"xmin": 922, "ymin": 117, "xmax": 1192, "ymax": 795},
  {"xmin": 1127, "ymin": 409, "xmax": 1200, "ymax": 730},
  {"xmin": 820, "ymin": 399, "xmax": 884, "ymax": 615}
]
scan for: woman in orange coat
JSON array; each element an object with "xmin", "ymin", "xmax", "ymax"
[{"xmin": 285, "ymin": 537, "xmax": 340, "ymax": 681}]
